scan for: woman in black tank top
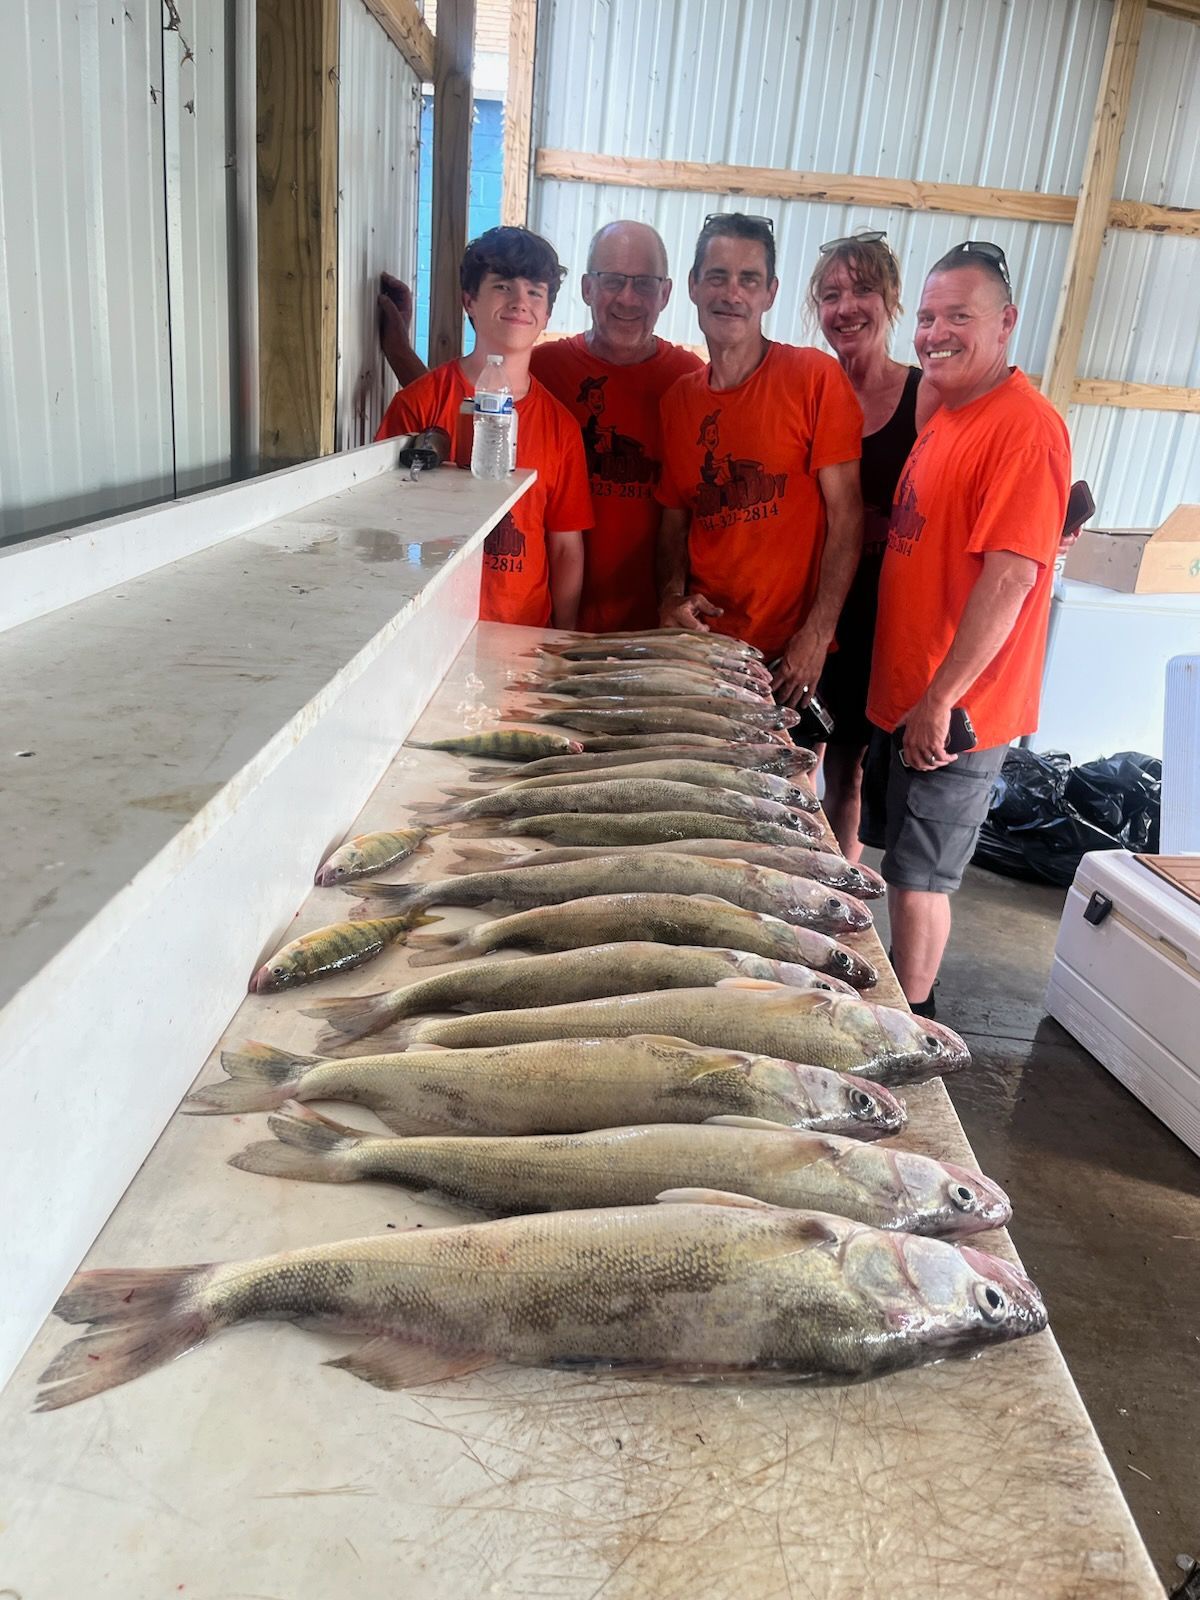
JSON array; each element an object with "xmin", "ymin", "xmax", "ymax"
[{"xmin": 806, "ymin": 235, "xmax": 936, "ymax": 859}]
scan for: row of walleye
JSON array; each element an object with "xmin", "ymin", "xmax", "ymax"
[{"xmin": 36, "ymin": 627, "xmax": 1046, "ymax": 1413}]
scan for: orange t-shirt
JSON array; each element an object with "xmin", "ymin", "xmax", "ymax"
[
  {"xmin": 867, "ymin": 369, "xmax": 1071, "ymax": 750},
  {"xmin": 656, "ymin": 342, "xmax": 863, "ymax": 658},
  {"xmin": 530, "ymin": 334, "xmax": 703, "ymax": 631},
  {"xmin": 376, "ymin": 363, "xmax": 593, "ymax": 627}
]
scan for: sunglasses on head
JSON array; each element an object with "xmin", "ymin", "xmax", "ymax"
[
  {"xmin": 819, "ymin": 229, "xmax": 887, "ymax": 253},
  {"xmin": 703, "ymin": 211, "xmax": 775, "ymax": 234},
  {"xmin": 946, "ymin": 240, "xmax": 1012, "ymax": 296}
]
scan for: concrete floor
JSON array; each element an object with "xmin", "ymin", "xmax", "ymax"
[{"xmin": 868, "ymin": 855, "xmax": 1200, "ymax": 1592}]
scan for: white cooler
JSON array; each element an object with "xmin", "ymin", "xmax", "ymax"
[{"xmin": 1046, "ymin": 850, "xmax": 1200, "ymax": 1159}]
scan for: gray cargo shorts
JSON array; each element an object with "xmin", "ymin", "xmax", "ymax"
[{"xmin": 859, "ymin": 726, "xmax": 1007, "ymax": 894}]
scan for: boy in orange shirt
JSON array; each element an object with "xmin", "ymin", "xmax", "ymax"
[
  {"xmin": 376, "ymin": 228, "xmax": 592, "ymax": 628},
  {"xmin": 655, "ymin": 213, "xmax": 864, "ymax": 706},
  {"xmin": 863, "ymin": 242, "xmax": 1070, "ymax": 1016}
]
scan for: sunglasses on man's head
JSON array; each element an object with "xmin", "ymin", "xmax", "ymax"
[
  {"xmin": 819, "ymin": 229, "xmax": 887, "ymax": 253},
  {"xmin": 703, "ymin": 211, "xmax": 775, "ymax": 234},
  {"xmin": 946, "ymin": 240, "xmax": 1012, "ymax": 296}
]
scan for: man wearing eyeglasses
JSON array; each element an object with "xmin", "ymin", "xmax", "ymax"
[
  {"xmin": 655, "ymin": 212, "xmax": 865, "ymax": 709},
  {"xmin": 862, "ymin": 241, "xmax": 1071, "ymax": 1018},
  {"xmin": 379, "ymin": 221, "xmax": 701, "ymax": 632},
  {"xmin": 528, "ymin": 222, "xmax": 703, "ymax": 630}
]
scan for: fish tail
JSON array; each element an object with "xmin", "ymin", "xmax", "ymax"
[
  {"xmin": 440, "ymin": 785, "xmax": 482, "ymax": 800},
  {"xmin": 184, "ymin": 1041, "xmax": 321, "ymax": 1113},
  {"xmin": 36, "ymin": 1264, "xmax": 215, "ymax": 1410},
  {"xmin": 467, "ymin": 765, "xmax": 518, "ymax": 782},
  {"xmin": 404, "ymin": 929, "xmax": 467, "ymax": 966},
  {"xmin": 229, "ymin": 1103, "xmax": 365, "ymax": 1185},
  {"xmin": 407, "ymin": 801, "xmax": 457, "ymax": 821},
  {"xmin": 444, "ymin": 843, "xmax": 510, "ymax": 872},
  {"xmin": 444, "ymin": 818, "xmax": 507, "ymax": 839},
  {"xmin": 342, "ymin": 880, "xmax": 432, "ymax": 917},
  {"xmin": 299, "ymin": 990, "xmax": 400, "ymax": 1043}
]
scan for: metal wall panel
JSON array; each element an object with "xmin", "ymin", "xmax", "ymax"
[
  {"xmin": 337, "ymin": 0, "xmax": 422, "ymax": 451},
  {"xmin": 164, "ymin": 0, "xmax": 236, "ymax": 495},
  {"xmin": 529, "ymin": 0, "xmax": 1200, "ymax": 526},
  {"xmin": 0, "ymin": 1, "xmax": 174, "ymax": 546}
]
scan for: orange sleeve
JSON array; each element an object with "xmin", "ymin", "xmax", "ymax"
[
  {"xmin": 374, "ymin": 370, "xmax": 446, "ymax": 441},
  {"xmin": 807, "ymin": 355, "xmax": 864, "ymax": 473},
  {"xmin": 542, "ymin": 416, "xmax": 595, "ymax": 535},
  {"xmin": 965, "ymin": 438, "xmax": 1071, "ymax": 569}
]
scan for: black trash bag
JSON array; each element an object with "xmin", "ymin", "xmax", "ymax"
[{"xmin": 973, "ymin": 747, "xmax": 1161, "ymax": 887}]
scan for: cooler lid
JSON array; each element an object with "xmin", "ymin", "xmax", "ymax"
[{"xmin": 1071, "ymin": 850, "xmax": 1200, "ymax": 966}]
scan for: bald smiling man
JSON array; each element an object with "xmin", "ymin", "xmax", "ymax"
[{"xmin": 380, "ymin": 222, "xmax": 702, "ymax": 631}]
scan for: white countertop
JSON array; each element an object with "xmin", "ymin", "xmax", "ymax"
[{"xmin": 0, "ymin": 623, "xmax": 1159, "ymax": 1598}]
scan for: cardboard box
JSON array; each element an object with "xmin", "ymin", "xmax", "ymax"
[{"xmin": 1065, "ymin": 504, "xmax": 1200, "ymax": 594}]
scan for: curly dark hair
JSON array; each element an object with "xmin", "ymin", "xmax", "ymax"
[{"xmin": 460, "ymin": 226, "xmax": 568, "ymax": 309}]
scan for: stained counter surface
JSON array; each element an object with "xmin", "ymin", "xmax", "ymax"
[{"xmin": 0, "ymin": 624, "xmax": 1160, "ymax": 1598}]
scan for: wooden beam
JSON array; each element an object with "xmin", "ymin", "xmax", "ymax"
[
  {"xmin": 1149, "ymin": 0, "xmax": 1200, "ymax": 21},
  {"xmin": 1069, "ymin": 377, "xmax": 1200, "ymax": 412},
  {"xmin": 1042, "ymin": 0, "xmax": 1147, "ymax": 416},
  {"xmin": 257, "ymin": 0, "xmax": 339, "ymax": 465},
  {"xmin": 502, "ymin": 0, "xmax": 537, "ymax": 226},
  {"xmin": 534, "ymin": 148, "xmax": 1200, "ymax": 240},
  {"xmin": 360, "ymin": 0, "xmax": 435, "ymax": 81},
  {"xmin": 429, "ymin": 0, "xmax": 475, "ymax": 366}
]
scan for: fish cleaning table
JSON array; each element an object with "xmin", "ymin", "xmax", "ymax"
[{"xmin": 0, "ymin": 622, "xmax": 1160, "ymax": 1598}]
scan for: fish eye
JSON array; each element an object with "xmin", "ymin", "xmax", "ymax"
[
  {"xmin": 823, "ymin": 898, "xmax": 842, "ymax": 915},
  {"xmin": 922, "ymin": 1033, "xmax": 941, "ymax": 1052},
  {"xmin": 831, "ymin": 952, "xmax": 853, "ymax": 975},
  {"xmin": 973, "ymin": 1281, "xmax": 1008, "ymax": 1323},
  {"xmin": 849, "ymin": 1087, "xmax": 876, "ymax": 1117},
  {"xmin": 949, "ymin": 1182, "xmax": 978, "ymax": 1212},
  {"xmin": 814, "ymin": 980, "xmax": 833, "ymax": 992}
]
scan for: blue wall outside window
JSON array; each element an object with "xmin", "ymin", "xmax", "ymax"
[{"xmin": 415, "ymin": 95, "xmax": 505, "ymax": 364}]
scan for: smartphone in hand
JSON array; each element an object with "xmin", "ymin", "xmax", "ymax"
[{"xmin": 895, "ymin": 706, "xmax": 977, "ymax": 767}]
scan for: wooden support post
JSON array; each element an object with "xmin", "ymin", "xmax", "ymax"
[
  {"xmin": 502, "ymin": 0, "xmax": 537, "ymax": 226},
  {"xmin": 256, "ymin": 0, "xmax": 339, "ymax": 465},
  {"xmin": 429, "ymin": 0, "xmax": 476, "ymax": 367},
  {"xmin": 1042, "ymin": 0, "xmax": 1148, "ymax": 417},
  {"xmin": 360, "ymin": 0, "xmax": 435, "ymax": 80}
]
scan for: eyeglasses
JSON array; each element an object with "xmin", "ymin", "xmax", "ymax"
[
  {"xmin": 585, "ymin": 272, "xmax": 668, "ymax": 297},
  {"xmin": 946, "ymin": 240, "xmax": 1012, "ymax": 297},
  {"xmin": 820, "ymin": 229, "xmax": 887, "ymax": 253},
  {"xmin": 703, "ymin": 211, "xmax": 775, "ymax": 234}
]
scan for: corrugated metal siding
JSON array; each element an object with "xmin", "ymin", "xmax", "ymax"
[
  {"xmin": 336, "ymin": 0, "xmax": 421, "ymax": 451},
  {"xmin": 529, "ymin": 0, "xmax": 1200, "ymax": 526},
  {"xmin": 164, "ymin": 0, "xmax": 235, "ymax": 495},
  {"xmin": 0, "ymin": 1, "xmax": 174, "ymax": 546}
]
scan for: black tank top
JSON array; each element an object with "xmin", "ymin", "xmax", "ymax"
[{"xmin": 860, "ymin": 366, "xmax": 922, "ymax": 519}]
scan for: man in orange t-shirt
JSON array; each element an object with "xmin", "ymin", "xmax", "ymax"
[
  {"xmin": 376, "ymin": 227, "xmax": 592, "ymax": 628},
  {"xmin": 655, "ymin": 213, "xmax": 864, "ymax": 705},
  {"xmin": 529, "ymin": 222, "xmax": 703, "ymax": 631},
  {"xmin": 861, "ymin": 243, "xmax": 1071, "ymax": 1016}
]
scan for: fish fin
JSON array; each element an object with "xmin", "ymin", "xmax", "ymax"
[
  {"xmin": 35, "ymin": 1265, "xmax": 213, "ymax": 1411},
  {"xmin": 655, "ymin": 1187, "xmax": 778, "ymax": 1211},
  {"xmin": 444, "ymin": 818, "xmax": 510, "ymax": 839},
  {"xmin": 221, "ymin": 1041, "xmax": 322, "ymax": 1080},
  {"xmin": 467, "ymin": 766, "xmax": 518, "ymax": 782},
  {"xmin": 182, "ymin": 1041, "xmax": 316, "ymax": 1114},
  {"xmin": 714, "ymin": 977, "xmax": 792, "ymax": 992},
  {"xmin": 703, "ymin": 1115, "xmax": 795, "ymax": 1130},
  {"xmin": 407, "ymin": 801, "xmax": 457, "ymax": 821},
  {"xmin": 325, "ymin": 1337, "xmax": 492, "ymax": 1391},
  {"xmin": 299, "ymin": 990, "xmax": 401, "ymax": 1043},
  {"xmin": 343, "ymin": 881, "xmax": 434, "ymax": 919},
  {"xmin": 440, "ymin": 785, "xmax": 483, "ymax": 800}
]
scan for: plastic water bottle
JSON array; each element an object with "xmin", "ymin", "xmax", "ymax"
[{"xmin": 471, "ymin": 355, "xmax": 515, "ymax": 480}]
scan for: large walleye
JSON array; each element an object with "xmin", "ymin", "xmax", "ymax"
[
  {"xmin": 416, "ymin": 777, "xmax": 815, "ymax": 832},
  {"xmin": 400, "ymin": 892, "xmax": 877, "ymax": 984},
  {"xmin": 315, "ymin": 828, "xmax": 430, "ymax": 887},
  {"xmin": 185, "ymin": 1034, "xmax": 906, "ymax": 1138},
  {"xmin": 448, "ymin": 839, "xmax": 883, "ymax": 899},
  {"xmin": 500, "ymin": 706, "xmax": 792, "ymax": 743},
  {"xmin": 532, "ymin": 656, "xmax": 770, "ymax": 690},
  {"xmin": 522, "ymin": 694, "xmax": 798, "ymax": 729},
  {"xmin": 36, "ymin": 1194, "xmax": 1044, "ymax": 1409},
  {"xmin": 233, "ymin": 1109, "xmax": 1011, "ymax": 1238},
  {"xmin": 248, "ymin": 910, "xmax": 438, "ymax": 992},
  {"xmin": 466, "ymin": 742, "xmax": 818, "ymax": 781},
  {"xmin": 448, "ymin": 810, "xmax": 826, "ymax": 849},
  {"xmin": 512, "ymin": 670, "xmax": 770, "ymax": 704},
  {"xmin": 451, "ymin": 759, "xmax": 819, "ymax": 811},
  {"xmin": 346, "ymin": 853, "xmax": 872, "ymax": 936},
  {"xmin": 394, "ymin": 981, "xmax": 969, "ymax": 1085},
  {"xmin": 301, "ymin": 942, "xmax": 852, "ymax": 1046}
]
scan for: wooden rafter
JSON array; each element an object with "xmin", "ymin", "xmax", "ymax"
[
  {"xmin": 360, "ymin": 0, "xmax": 435, "ymax": 81},
  {"xmin": 534, "ymin": 148, "xmax": 1200, "ymax": 240},
  {"xmin": 1042, "ymin": 0, "xmax": 1148, "ymax": 415}
]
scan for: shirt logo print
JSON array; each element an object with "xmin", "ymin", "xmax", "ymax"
[
  {"xmin": 693, "ymin": 410, "xmax": 788, "ymax": 520},
  {"xmin": 887, "ymin": 432, "xmax": 931, "ymax": 555},
  {"xmin": 577, "ymin": 375, "xmax": 659, "ymax": 487}
]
